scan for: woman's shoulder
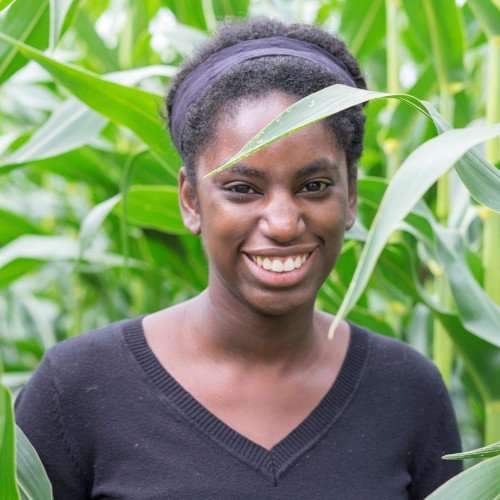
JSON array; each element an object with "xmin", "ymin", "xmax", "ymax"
[
  {"xmin": 41, "ymin": 315, "xmax": 144, "ymax": 383},
  {"xmin": 350, "ymin": 320, "xmax": 448, "ymax": 401}
]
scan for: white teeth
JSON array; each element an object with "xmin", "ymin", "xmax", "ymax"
[
  {"xmin": 284, "ymin": 257, "xmax": 295, "ymax": 271},
  {"xmin": 272, "ymin": 259, "xmax": 284, "ymax": 272},
  {"xmin": 250, "ymin": 253, "xmax": 310, "ymax": 273}
]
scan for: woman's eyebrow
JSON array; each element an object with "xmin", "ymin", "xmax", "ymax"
[
  {"xmin": 223, "ymin": 159, "xmax": 339, "ymax": 179},
  {"xmin": 224, "ymin": 163, "xmax": 266, "ymax": 179},
  {"xmin": 296, "ymin": 159, "xmax": 339, "ymax": 177}
]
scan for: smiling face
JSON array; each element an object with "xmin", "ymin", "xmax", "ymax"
[{"xmin": 178, "ymin": 91, "xmax": 357, "ymax": 316}]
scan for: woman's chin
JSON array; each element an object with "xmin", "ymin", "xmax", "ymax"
[{"xmin": 238, "ymin": 286, "xmax": 316, "ymax": 317}]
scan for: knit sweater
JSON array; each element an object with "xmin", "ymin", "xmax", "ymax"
[{"xmin": 14, "ymin": 315, "xmax": 463, "ymax": 499}]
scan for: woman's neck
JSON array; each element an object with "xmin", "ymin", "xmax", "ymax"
[{"xmin": 182, "ymin": 286, "xmax": 325, "ymax": 375}]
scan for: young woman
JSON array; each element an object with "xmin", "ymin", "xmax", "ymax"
[{"xmin": 15, "ymin": 17, "xmax": 462, "ymax": 500}]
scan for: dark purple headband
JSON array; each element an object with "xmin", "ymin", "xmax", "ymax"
[{"xmin": 170, "ymin": 35, "xmax": 356, "ymax": 153}]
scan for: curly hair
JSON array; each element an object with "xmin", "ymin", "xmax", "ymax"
[{"xmin": 165, "ymin": 17, "xmax": 366, "ymax": 186}]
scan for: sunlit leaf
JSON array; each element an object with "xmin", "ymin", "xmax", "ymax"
[
  {"xmin": 0, "ymin": 0, "xmax": 49, "ymax": 84},
  {"xmin": 48, "ymin": 0, "xmax": 78, "ymax": 50},
  {"xmin": 0, "ymin": 65, "xmax": 176, "ymax": 173},
  {"xmin": 15, "ymin": 425, "xmax": 53, "ymax": 500},
  {"xmin": 117, "ymin": 185, "xmax": 188, "ymax": 235},
  {"xmin": 420, "ymin": 0, "xmax": 465, "ymax": 91},
  {"xmin": 443, "ymin": 441, "xmax": 500, "ymax": 461},
  {"xmin": 204, "ymin": 85, "xmax": 429, "ymax": 176},
  {"xmin": 468, "ymin": 0, "xmax": 500, "ymax": 37},
  {"xmin": 0, "ymin": 209, "xmax": 42, "ymax": 245},
  {"xmin": 339, "ymin": 0, "xmax": 385, "ymax": 59},
  {"xmin": 207, "ymin": 84, "xmax": 500, "ymax": 212},
  {"xmin": 0, "ymin": 384, "xmax": 20, "ymax": 500},
  {"xmin": 79, "ymin": 194, "xmax": 121, "ymax": 257},
  {"xmin": 328, "ymin": 124, "xmax": 500, "ymax": 337},
  {"xmin": 0, "ymin": 0, "xmax": 15, "ymax": 11},
  {"xmin": 0, "ymin": 235, "xmax": 145, "ymax": 288},
  {"xmin": 0, "ymin": 32, "xmax": 179, "ymax": 163},
  {"xmin": 433, "ymin": 227, "xmax": 500, "ymax": 348},
  {"xmin": 162, "ymin": 0, "xmax": 207, "ymax": 30},
  {"xmin": 0, "ymin": 98, "xmax": 107, "ymax": 170},
  {"xmin": 425, "ymin": 454, "xmax": 500, "ymax": 499}
]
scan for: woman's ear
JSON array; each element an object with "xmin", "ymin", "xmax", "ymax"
[
  {"xmin": 178, "ymin": 166, "xmax": 201, "ymax": 235},
  {"xmin": 345, "ymin": 169, "xmax": 358, "ymax": 231}
]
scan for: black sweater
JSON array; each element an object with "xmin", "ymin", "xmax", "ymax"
[{"xmin": 14, "ymin": 316, "xmax": 463, "ymax": 499}]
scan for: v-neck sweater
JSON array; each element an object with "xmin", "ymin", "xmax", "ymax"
[{"xmin": 14, "ymin": 315, "xmax": 462, "ymax": 499}]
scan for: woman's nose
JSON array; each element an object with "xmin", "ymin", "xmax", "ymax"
[{"xmin": 258, "ymin": 190, "xmax": 306, "ymax": 243}]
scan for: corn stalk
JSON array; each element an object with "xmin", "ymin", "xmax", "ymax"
[{"xmin": 483, "ymin": 35, "xmax": 500, "ymax": 444}]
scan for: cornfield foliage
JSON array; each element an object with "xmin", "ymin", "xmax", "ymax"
[{"xmin": 0, "ymin": 0, "xmax": 499, "ymax": 498}]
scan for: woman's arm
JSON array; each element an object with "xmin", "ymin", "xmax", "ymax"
[
  {"xmin": 408, "ymin": 382, "xmax": 463, "ymax": 499},
  {"xmin": 14, "ymin": 354, "xmax": 91, "ymax": 500}
]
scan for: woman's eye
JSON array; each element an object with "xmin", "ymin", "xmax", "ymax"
[
  {"xmin": 225, "ymin": 184, "xmax": 258, "ymax": 195},
  {"xmin": 299, "ymin": 180, "xmax": 331, "ymax": 193}
]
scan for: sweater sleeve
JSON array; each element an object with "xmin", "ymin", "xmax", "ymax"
[
  {"xmin": 14, "ymin": 353, "xmax": 91, "ymax": 500},
  {"xmin": 408, "ymin": 380, "xmax": 463, "ymax": 500}
]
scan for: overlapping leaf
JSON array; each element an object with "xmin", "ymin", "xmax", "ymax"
[
  {"xmin": 0, "ymin": 0, "xmax": 49, "ymax": 84},
  {"xmin": 328, "ymin": 125, "xmax": 500, "ymax": 338},
  {"xmin": 0, "ymin": 33, "xmax": 180, "ymax": 165},
  {"xmin": 444, "ymin": 441, "xmax": 500, "ymax": 461},
  {"xmin": 204, "ymin": 84, "xmax": 500, "ymax": 212},
  {"xmin": 425, "ymin": 454, "xmax": 500, "ymax": 499},
  {"xmin": 15, "ymin": 426, "xmax": 53, "ymax": 500},
  {"xmin": 0, "ymin": 65, "xmax": 177, "ymax": 173},
  {"xmin": 0, "ymin": 384, "xmax": 20, "ymax": 499}
]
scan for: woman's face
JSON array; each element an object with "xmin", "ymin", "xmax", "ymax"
[{"xmin": 179, "ymin": 91, "xmax": 357, "ymax": 316}]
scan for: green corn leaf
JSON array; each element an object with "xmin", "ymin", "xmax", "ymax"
[
  {"xmin": 256, "ymin": 87, "xmax": 495, "ymax": 210},
  {"xmin": 443, "ymin": 441, "xmax": 500, "ymax": 461},
  {"xmin": 385, "ymin": 64, "xmax": 437, "ymax": 144},
  {"xmin": 0, "ymin": 32, "xmax": 179, "ymax": 163},
  {"xmin": 422, "ymin": 102, "xmax": 500, "ymax": 212},
  {"xmin": 48, "ymin": 0, "xmax": 78, "ymax": 50},
  {"xmin": 29, "ymin": 147, "xmax": 120, "ymax": 192},
  {"xmin": 0, "ymin": 0, "xmax": 15, "ymax": 11},
  {"xmin": 0, "ymin": 0, "xmax": 49, "ymax": 84},
  {"xmin": 0, "ymin": 235, "xmax": 145, "ymax": 288},
  {"xmin": 433, "ymin": 227, "xmax": 500, "ymax": 349},
  {"xmin": 0, "ymin": 385, "xmax": 20, "ymax": 500},
  {"xmin": 0, "ymin": 208, "xmax": 42, "ymax": 245},
  {"xmin": 15, "ymin": 426, "xmax": 53, "ymax": 500},
  {"xmin": 417, "ymin": 295, "xmax": 500, "ymax": 405},
  {"xmin": 204, "ymin": 85, "xmax": 429, "ymax": 177},
  {"xmin": 73, "ymin": 8, "xmax": 118, "ymax": 73},
  {"xmin": 203, "ymin": 84, "xmax": 500, "ymax": 212},
  {"xmin": 79, "ymin": 186, "xmax": 187, "ymax": 256},
  {"xmin": 117, "ymin": 185, "xmax": 188, "ymax": 235},
  {"xmin": 162, "ymin": 0, "xmax": 207, "ymax": 30},
  {"xmin": 339, "ymin": 0, "xmax": 385, "ymax": 59},
  {"xmin": 0, "ymin": 65, "xmax": 176, "ymax": 173},
  {"xmin": 212, "ymin": 0, "xmax": 249, "ymax": 19},
  {"xmin": 0, "ymin": 98, "xmax": 107, "ymax": 171},
  {"xmin": 421, "ymin": 0, "xmax": 465, "ymax": 93},
  {"xmin": 468, "ymin": 0, "xmax": 500, "ymax": 37},
  {"xmin": 424, "ymin": 454, "xmax": 500, "ymax": 499},
  {"xmin": 328, "ymin": 124, "xmax": 500, "ymax": 338},
  {"xmin": 79, "ymin": 194, "xmax": 121, "ymax": 258}
]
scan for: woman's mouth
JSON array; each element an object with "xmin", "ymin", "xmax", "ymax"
[
  {"xmin": 251, "ymin": 253, "xmax": 310, "ymax": 272},
  {"xmin": 242, "ymin": 249, "xmax": 316, "ymax": 287}
]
